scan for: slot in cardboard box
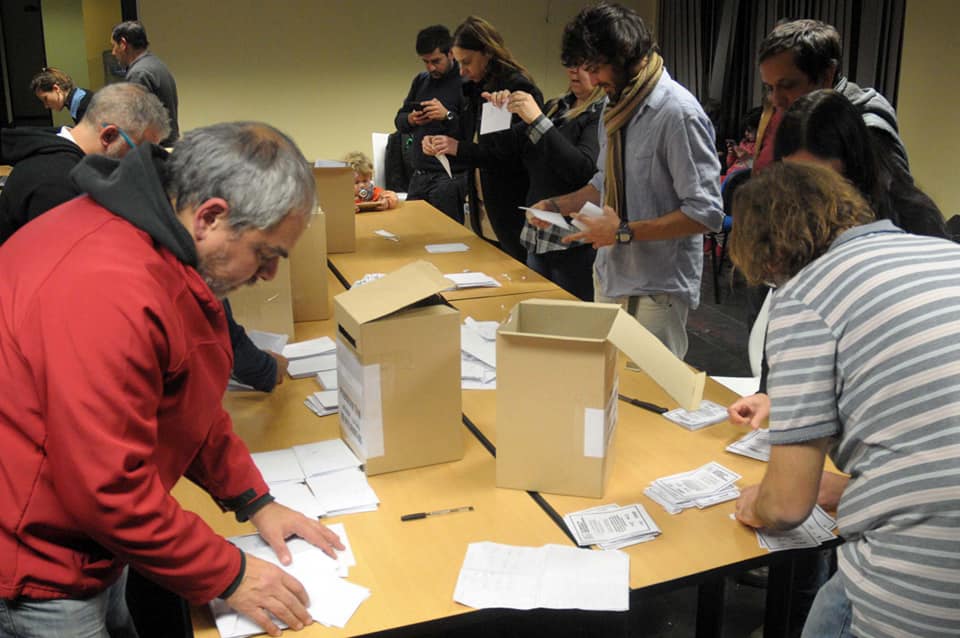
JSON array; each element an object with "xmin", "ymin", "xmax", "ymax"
[
  {"xmin": 334, "ymin": 261, "xmax": 463, "ymax": 475},
  {"xmin": 226, "ymin": 259, "xmax": 295, "ymax": 337},
  {"xmin": 289, "ymin": 208, "xmax": 329, "ymax": 321},
  {"xmin": 496, "ymin": 299, "xmax": 705, "ymax": 497},
  {"xmin": 313, "ymin": 162, "xmax": 355, "ymax": 254}
]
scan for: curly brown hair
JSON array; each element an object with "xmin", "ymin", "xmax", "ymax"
[{"xmin": 729, "ymin": 162, "xmax": 875, "ymax": 286}]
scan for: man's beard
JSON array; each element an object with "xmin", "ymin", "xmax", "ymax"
[{"xmin": 197, "ymin": 251, "xmax": 254, "ymax": 299}]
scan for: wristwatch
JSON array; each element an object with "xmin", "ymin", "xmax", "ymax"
[
  {"xmin": 615, "ymin": 220, "xmax": 633, "ymax": 244},
  {"xmin": 445, "ymin": 110, "xmax": 455, "ymax": 121}
]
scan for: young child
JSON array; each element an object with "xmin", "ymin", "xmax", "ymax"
[
  {"xmin": 723, "ymin": 108, "xmax": 762, "ymax": 178},
  {"xmin": 343, "ymin": 151, "xmax": 399, "ymax": 210}
]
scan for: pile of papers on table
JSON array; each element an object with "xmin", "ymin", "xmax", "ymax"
[
  {"xmin": 460, "ymin": 317, "xmax": 498, "ymax": 390},
  {"xmin": 227, "ymin": 330, "xmax": 289, "ymax": 391},
  {"xmin": 251, "ymin": 439, "xmax": 379, "ymax": 517},
  {"xmin": 563, "ymin": 503, "xmax": 661, "ymax": 549},
  {"xmin": 210, "ymin": 523, "xmax": 369, "ymax": 636},
  {"xmin": 725, "ymin": 429, "xmax": 771, "ymax": 461},
  {"xmin": 645, "ymin": 462, "xmax": 741, "ymax": 514},
  {"xmin": 755, "ymin": 505, "xmax": 838, "ymax": 551},
  {"xmin": 284, "ymin": 336, "xmax": 337, "ymax": 379},
  {"xmin": 453, "ymin": 542, "xmax": 629, "ymax": 612},
  {"xmin": 444, "ymin": 272, "xmax": 501, "ymax": 290},
  {"xmin": 661, "ymin": 400, "xmax": 730, "ymax": 431}
]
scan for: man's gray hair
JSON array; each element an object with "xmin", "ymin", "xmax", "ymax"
[
  {"xmin": 165, "ymin": 122, "xmax": 316, "ymax": 231},
  {"xmin": 82, "ymin": 82, "xmax": 170, "ymax": 141}
]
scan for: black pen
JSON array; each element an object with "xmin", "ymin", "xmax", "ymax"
[
  {"xmin": 618, "ymin": 393, "xmax": 668, "ymax": 414},
  {"xmin": 401, "ymin": 505, "xmax": 474, "ymax": 522}
]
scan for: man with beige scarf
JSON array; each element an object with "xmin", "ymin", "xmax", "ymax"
[{"xmin": 533, "ymin": 2, "xmax": 723, "ymax": 358}]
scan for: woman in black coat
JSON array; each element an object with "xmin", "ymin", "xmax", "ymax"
[{"xmin": 423, "ymin": 16, "xmax": 543, "ymax": 262}]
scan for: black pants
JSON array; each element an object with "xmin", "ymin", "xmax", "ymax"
[{"xmin": 407, "ymin": 171, "xmax": 466, "ymax": 223}]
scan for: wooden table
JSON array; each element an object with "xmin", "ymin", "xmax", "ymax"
[{"xmin": 328, "ymin": 201, "xmax": 558, "ymax": 301}]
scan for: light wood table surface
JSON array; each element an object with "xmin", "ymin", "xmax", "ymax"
[
  {"xmin": 178, "ymin": 273, "xmax": 572, "ymax": 636},
  {"xmin": 329, "ymin": 201, "xmax": 558, "ymax": 301}
]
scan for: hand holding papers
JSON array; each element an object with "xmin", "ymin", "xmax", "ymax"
[
  {"xmin": 571, "ymin": 201, "xmax": 605, "ymax": 231},
  {"xmin": 645, "ymin": 462, "xmax": 742, "ymax": 514},
  {"xmin": 520, "ymin": 206, "xmax": 573, "ymax": 230},
  {"xmin": 454, "ymin": 542, "xmax": 629, "ymax": 612},
  {"xmin": 480, "ymin": 101, "xmax": 512, "ymax": 135}
]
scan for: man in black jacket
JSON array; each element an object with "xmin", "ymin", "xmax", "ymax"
[
  {"xmin": 0, "ymin": 82, "xmax": 168, "ymax": 245},
  {"xmin": 394, "ymin": 25, "xmax": 466, "ymax": 222}
]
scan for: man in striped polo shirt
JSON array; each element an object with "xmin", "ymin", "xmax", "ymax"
[{"xmin": 729, "ymin": 162, "xmax": 960, "ymax": 638}]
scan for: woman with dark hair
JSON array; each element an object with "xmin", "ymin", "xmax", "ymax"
[
  {"xmin": 423, "ymin": 16, "xmax": 543, "ymax": 262},
  {"xmin": 774, "ymin": 89, "xmax": 947, "ymax": 238},
  {"xmin": 30, "ymin": 68, "xmax": 91, "ymax": 123}
]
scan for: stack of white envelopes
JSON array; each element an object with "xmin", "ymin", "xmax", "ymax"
[
  {"xmin": 251, "ymin": 439, "xmax": 379, "ymax": 518},
  {"xmin": 645, "ymin": 462, "xmax": 741, "ymax": 514},
  {"xmin": 284, "ymin": 336, "xmax": 337, "ymax": 379},
  {"xmin": 563, "ymin": 503, "xmax": 661, "ymax": 550},
  {"xmin": 210, "ymin": 523, "xmax": 369, "ymax": 636}
]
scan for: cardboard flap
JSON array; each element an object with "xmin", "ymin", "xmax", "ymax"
[
  {"xmin": 608, "ymin": 310, "xmax": 705, "ymax": 411},
  {"xmin": 497, "ymin": 299, "xmax": 619, "ymax": 343},
  {"xmin": 334, "ymin": 260, "xmax": 451, "ymax": 325}
]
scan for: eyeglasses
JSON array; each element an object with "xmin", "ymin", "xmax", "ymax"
[{"xmin": 101, "ymin": 122, "xmax": 136, "ymax": 149}]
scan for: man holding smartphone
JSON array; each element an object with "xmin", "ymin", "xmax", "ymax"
[{"xmin": 394, "ymin": 25, "xmax": 466, "ymax": 222}]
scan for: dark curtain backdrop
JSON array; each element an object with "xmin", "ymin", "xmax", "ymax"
[{"xmin": 657, "ymin": 0, "xmax": 905, "ymax": 146}]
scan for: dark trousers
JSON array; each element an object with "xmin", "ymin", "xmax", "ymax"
[
  {"xmin": 526, "ymin": 244, "xmax": 596, "ymax": 301},
  {"xmin": 407, "ymin": 170, "xmax": 465, "ymax": 223}
]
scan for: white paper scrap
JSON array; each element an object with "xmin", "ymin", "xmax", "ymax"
[
  {"xmin": 437, "ymin": 153, "xmax": 453, "ymax": 178},
  {"xmin": 375, "ymin": 229, "xmax": 398, "ymax": 241}
]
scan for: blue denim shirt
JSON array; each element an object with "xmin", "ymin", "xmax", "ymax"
[{"xmin": 589, "ymin": 70, "xmax": 723, "ymax": 308}]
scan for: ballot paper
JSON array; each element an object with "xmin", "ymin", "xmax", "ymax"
[
  {"xmin": 304, "ymin": 395, "xmax": 338, "ymax": 417},
  {"xmin": 426, "ymin": 242, "xmax": 470, "ymax": 253},
  {"xmin": 726, "ymin": 428, "xmax": 771, "ymax": 462},
  {"xmin": 520, "ymin": 206, "xmax": 573, "ymax": 230},
  {"xmin": 454, "ymin": 542, "xmax": 629, "ymax": 612},
  {"xmin": 756, "ymin": 506, "xmax": 837, "ymax": 551},
  {"xmin": 646, "ymin": 462, "xmax": 741, "ymax": 514},
  {"xmin": 480, "ymin": 101, "xmax": 512, "ymax": 135},
  {"xmin": 437, "ymin": 153, "xmax": 453, "ymax": 178},
  {"xmin": 210, "ymin": 524, "xmax": 369, "ymax": 636},
  {"xmin": 572, "ymin": 201, "xmax": 605, "ymax": 231},
  {"xmin": 564, "ymin": 503, "xmax": 661, "ymax": 549},
  {"xmin": 292, "ymin": 439, "xmax": 361, "ymax": 477},
  {"xmin": 282, "ymin": 336, "xmax": 336, "ymax": 360},
  {"xmin": 375, "ymin": 229, "xmax": 398, "ymax": 241},
  {"xmin": 444, "ymin": 272, "xmax": 502, "ymax": 289},
  {"xmin": 288, "ymin": 353, "xmax": 338, "ymax": 379},
  {"xmin": 246, "ymin": 329, "xmax": 289, "ymax": 354},
  {"xmin": 316, "ymin": 369, "xmax": 338, "ymax": 390},
  {"xmin": 251, "ymin": 449, "xmax": 304, "ymax": 484},
  {"xmin": 306, "ymin": 468, "xmax": 380, "ymax": 516},
  {"xmin": 460, "ymin": 317, "xmax": 498, "ymax": 390},
  {"xmin": 662, "ymin": 400, "xmax": 730, "ymax": 431}
]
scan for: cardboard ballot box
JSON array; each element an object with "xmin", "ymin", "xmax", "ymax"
[
  {"xmin": 289, "ymin": 208, "xmax": 329, "ymax": 321},
  {"xmin": 334, "ymin": 261, "xmax": 463, "ymax": 475},
  {"xmin": 226, "ymin": 259, "xmax": 295, "ymax": 337},
  {"xmin": 496, "ymin": 299, "xmax": 705, "ymax": 497},
  {"xmin": 314, "ymin": 161, "xmax": 355, "ymax": 254}
]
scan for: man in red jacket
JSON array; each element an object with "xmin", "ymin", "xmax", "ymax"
[{"xmin": 0, "ymin": 122, "xmax": 342, "ymax": 638}]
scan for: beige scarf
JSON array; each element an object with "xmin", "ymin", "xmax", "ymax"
[{"xmin": 603, "ymin": 52, "xmax": 664, "ymax": 215}]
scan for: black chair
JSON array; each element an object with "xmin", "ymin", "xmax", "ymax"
[{"xmin": 708, "ymin": 168, "xmax": 751, "ymax": 303}]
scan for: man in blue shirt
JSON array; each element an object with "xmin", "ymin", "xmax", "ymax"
[
  {"xmin": 534, "ymin": 2, "xmax": 724, "ymax": 358},
  {"xmin": 394, "ymin": 25, "xmax": 465, "ymax": 222}
]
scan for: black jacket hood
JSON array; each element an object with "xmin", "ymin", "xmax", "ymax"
[
  {"xmin": 70, "ymin": 143, "xmax": 197, "ymax": 267},
  {"xmin": 0, "ymin": 127, "xmax": 82, "ymax": 165}
]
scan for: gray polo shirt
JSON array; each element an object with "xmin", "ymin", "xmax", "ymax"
[{"xmin": 589, "ymin": 70, "xmax": 723, "ymax": 308}]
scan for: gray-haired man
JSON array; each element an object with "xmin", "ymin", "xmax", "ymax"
[
  {"xmin": 0, "ymin": 122, "xmax": 342, "ymax": 638},
  {"xmin": 0, "ymin": 82, "xmax": 168, "ymax": 245}
]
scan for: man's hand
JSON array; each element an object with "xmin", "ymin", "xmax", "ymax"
[
  {"xmin": 507, "ymin": 91, "xmax": 542, "ymax": 124},
  {"xmin": 419, "ymin": 98, "xmax": 450, "ymax": 122},
  {"xmin": 249, "ymin": 501, "xmax": 344, "ymax": 564},
  {"xmin": 727, "ymin": 393, "xmax": 771, "ymax": 430},
  {"xmin": 526, "ymin": 198, "xmax": 560, "ymax": 230},
  {"xmin": 564, "ymin": 205, "xmax": 620, "ymax": 248},
  {"xmin": 424, "ymin": 135, "xmax": 458, "ymax": 157},
  {"xmin": 734, "ymin": 484, "xmax": 765, "ymax": 528},
  {"xmin": 407, "ymin": 109, "xmax": 430, "ymax": 127},
  {"xmin": 269, "ymin": 352, "xmax": 288, "ymax": 387},
  {"xmin": 225, "ymin": 553, "xmax": 312, "ymax": 637}
]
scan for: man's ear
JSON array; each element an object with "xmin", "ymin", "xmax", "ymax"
[
  {"xmin": 192, "ymin": 198, "xmax": 231, "ymax": 240},
  {"xmin": 822, "ymin": 63, "xmax": 838, "ymax": 88},
  {"xmin": 99, "ymin": 125, "xmax": 120, "ymax": 151}
]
